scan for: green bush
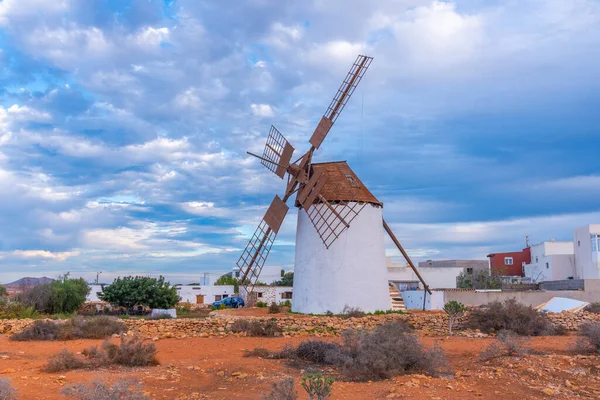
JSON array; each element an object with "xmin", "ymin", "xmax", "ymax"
[
  {"xmin": 301, "ymin": 373, "xmax": 334, "ymax": 400},
  {"xmin": 281, "ymin": 300, "xmax": 292, "ymax": 308},
  {"xmin": 443, "ymin": 301, "xmax": 466, "ymax": 335},
  {"xmin": 0, "ymin": 286, "xmax": 7, "ymax": 298},
  {"xmin": 269, "ymin": 302, "xmax": 281, "ymax": 314},
  {"xmin": 0, "ymin": 304, "xmax": 40, "ymax": 319},
  {"xmin": 257, "ymin": 301, "xmax": 267, "ymax": 308},
  {"xmin": 18, "ymin": 277, "xmax": 89, "ymax": 314},
  {"xmin": 98, "ymin": 276, "xmax": 178, "ymax": 309}
]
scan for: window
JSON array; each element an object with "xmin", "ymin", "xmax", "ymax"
[
  {"xmin": 215, "ymin": 295, "xmax": 222, "ymax": 301},
  {"xmin": 281, "ymin": 292, "xmax": 293, "ymax": 299},
  {"xmin": 345, "ymin": 174, "xmax": 359, "ymax": 187},
  {"xmin": 578, "ymin": 240, "xmax": 580, "ymax": 247},
  {"xmin": 257, "ymin": 292, "xmax": 263, "ymax": 298},
  {"xmin": 504, "ymin": 257, "xmax": 514, "ymax": 265},
  {"xmin": 546, "ymin": 262, "xmax": 549, "ymax": 269},
  {"xmin": 466, "ymin": 268, "xmax": 473, "ymax": 274},
  {"xmin": 192, "ymin": 287, "xmax": 201, "ymax": 290},
  {"xmin": 535, "ymin": 256, "xmax": 538, "ymax": 263},
  {"xmin": 223, "ymin": 294, "xmax": 229, "ymax": 298},
  {"xmin": 235, "ymin": 271, "xmax": 240, "ymax": 278}
]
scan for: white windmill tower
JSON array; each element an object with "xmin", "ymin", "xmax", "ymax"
[{"xmin": 238, "ymin": 55, "xmax": 430, "ymax": 313}]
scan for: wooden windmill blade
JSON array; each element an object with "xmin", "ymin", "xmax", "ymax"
[
  {"xmin": 248, "ymin": 126, "xmax": 295, "ymax": 179},
  {"xmin": 237, "ymin": 195, "xmax": 289, "ymax": 293},
  {"xmin": 309, "ymin": 55, "xmax": 373, "ymax": 149}
]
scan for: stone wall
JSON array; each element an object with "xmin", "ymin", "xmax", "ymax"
[{"xmin": 2, "ymin": 311, "xmax": 600, "ymax": 338}]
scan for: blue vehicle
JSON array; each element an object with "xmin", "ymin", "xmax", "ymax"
[{"xmin": 213, "ymin": 296, "xmax": 245, "ymax": 308}]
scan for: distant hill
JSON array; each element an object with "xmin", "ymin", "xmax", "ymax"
[{"xmin": 5, "ymin": 277, "xmax": 55, "ymax": 287}]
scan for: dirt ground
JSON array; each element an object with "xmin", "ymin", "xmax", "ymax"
[{"xmin": 1, "ymin": 331, "xmax": 599, "ymax": 400}]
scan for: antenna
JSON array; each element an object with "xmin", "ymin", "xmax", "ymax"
[
  {"xmin": 95, "ymin": 271, "xmax": 102, "ymax": 285},
  {"xmin": 525, "ymin": 235, "xmax": 530, "ymax": 247}
]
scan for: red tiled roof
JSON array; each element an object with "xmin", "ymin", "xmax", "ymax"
[{"xmin": 311, "ymin": 161, "xmax": 382, "ymax": 206}]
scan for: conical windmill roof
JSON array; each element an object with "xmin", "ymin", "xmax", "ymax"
[{"xmin": 311, "ymin": 161, "xmax": 382, "ymax": 206}]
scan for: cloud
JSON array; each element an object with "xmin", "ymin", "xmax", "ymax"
[
  {"xmin": 11, "ymin": 250, "xmax": 80, "ymax": 261},
  {"xmin": 250, "ymin": 103, "xmax": 275, "ymax": 117}
]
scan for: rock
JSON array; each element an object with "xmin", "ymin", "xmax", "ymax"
[{"xmin": 541, "ymin": 388, "xmax": 554, "ymax": 396}]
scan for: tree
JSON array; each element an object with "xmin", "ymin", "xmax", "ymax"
[
  {"xmin": 214, "ymin": 274, "xmax": 239, "ymax": 293},
  {"xmin": 457, "ymin": 269, "xmax": 501, "ymax": 290},
  {"xmin": 443, "ymin": 300, "xmax": 466, "ymax": 335},
  {"xmin": 18, "ymin": 277, "xmax": 89, "ymax": 314},
  {"xmin": 0, "ymin": 286, "xmax": 7, "ymax": 297},
  {"xmin": 99, "ymin": 276, "xmax": 179, "ymax": 309},
  {"xmin": 272, "ymin": 272, "xmax": 293, "ymax": 287}
]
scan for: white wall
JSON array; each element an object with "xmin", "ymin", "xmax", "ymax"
[
  {"xmin": 176, "ymin": 285, "xmax": 235, "ymax": 304},
  {"xmin": 574, "ymin": 225, "xmax": 600, "ymax": 279},
  {"xmin": 86, "ymin": 284, "xmax": 104, "ymax": 302},
  {"xmin": 400, "ymin": 291, "xmax": 445, "ymax": 310},
  {"xmin": 387, "ymin": 258, "xmax": 462, "ymax": 289},
  {"xmin": 293, "ymin": 204, "xmax": 390, "ymax": 314},
  {"xmin": 523, "ymin": 241, "xmax": 575, "ymax": 282}
]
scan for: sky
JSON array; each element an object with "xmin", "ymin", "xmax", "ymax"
[{"xmin": 0, "ymin": 0, "xmax": 599, "ymax": 284}]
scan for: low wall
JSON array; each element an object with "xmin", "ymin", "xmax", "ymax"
[
  {"xmin": 3, "ymin": 310, "xmax": 600, "ymax": 338},
  {"xmin": 540, "ymin": 279, "xmax": 585, "ymax": 291}
]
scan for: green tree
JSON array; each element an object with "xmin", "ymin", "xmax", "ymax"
[
  {"xmin": 19, "ymin": 277, "xmax": 89, "ymax": 314},
  {"xmin": 0, "ymin": 285, "xmax": 7, "ymax": 297},
  {"xmin": 443, "ymin": 300, "xmax": 466, "ymax": 335},
  {"xmin": 457, "ymin": 269, "xmax": 501, "ymax": 290},
  {"xmin": 272, "ymin": 272, "xmax": 293, "ymax": 287},
  {"xmin": 214, "ymin": 274, "xmax": 239, "ymax": 293},
  {"xmin": 99, "ymin": 276, "xmax": 179, "ymax": 309}
]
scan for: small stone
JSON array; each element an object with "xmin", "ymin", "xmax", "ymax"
[{"xmin": 542, "ymin": 388, "xmax": 554, "ymax": 396}]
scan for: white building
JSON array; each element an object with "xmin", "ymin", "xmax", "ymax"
[
  {"xmin": 86, "ymin": 284, "xmax": 104, "ymax": 302},
  {"xmin": 574, "ymin": 224, "xmax": 600, "ymax": 279},
  {"xmin": 232, "ymin": 265, "xmax": 290, "ymax": 286},
  {"xmin": 176, "ymin": 284, "xmax": 236, "ymax": 305},
  {"xmin": 240, "ymin": 286, "xmax": 293, "ymax": 305},
  {"xmin": 387, "ymin": 257, "xmax": 463, "ymax": 290},
  {"xmin": 523, "ymin": 241, "xmax": 575, "ymax": 283}
]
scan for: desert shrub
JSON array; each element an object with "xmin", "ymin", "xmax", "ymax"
[
  {"xmin": 262, "ymin": 377, "xmax": 298, "ymax": 400},
  {"xmin": 45, "ymin": 349, "xmax": 88, "ymax": 372},
  {"xmin": 248, "ymin": 319, "xmax": 282, "ymax": 337},
  {"xmin": 443, "ymin": 301, "xmax": 466, "ymax": 335},
  {"xmin": 62, "ymin": 379, "xmax": 149, "ymax": 400},
  {"xmin": 279, "ymin": 321, "xmax": 443, "ymax": 381},
  {"xmin": 11, "ymin": 316, "xmax": 125, "ymax": 341},
  {"xmin": 83, "ymin": 335, "xmax": 159, "ymax": 367},
  {"xmin": 70, "ymin": 316, "xmax": 126, "ymax": 339},
  {"xmin": 585, "ymin": 302, "xmax": 600, "ymax": 314},
  {"xmin": 576, "ymin": 322, "xmax": 600, "ymax": 353},
  {"xmin": 479, "ymin": 330, "xmax": 530, "ymax": 361},
  {"xmin": 230, "ymin": 319, "xmax": 251, "ymax": 333},
  {"xmin": 301, "ymin": 373, "xmax": 334, "ymax": 400},
  {"xmin": 45, "ymin": 336, "xmax": 158, "ymax": 372},
  {"xmin": 269, "ymin": 302, "xmax": 281, "ymax": 314},
  {"xmin": 218, "ymin": 304, "xmax": 226, "ymax": 310},
  {"xmin": 257, "ymin": 301, "xmax": 267, "ymax": 308},
  {"xmin": 0, "ymin": 378, "xmax": 17, "ymax": 400},
  {"xmin": 11, "ymin": 320, "xmax": 65, "ymax": 341},
  {"xmin": 281, "ymin": 300, "xmax": 292, "ymax": 308},
  {"xmin": 468, "ymin": 298, "xmax": 561, "ymax": 336},
  {"xmin": 244, "ymin": 347, "xmax": 276, "ymax": 358},
  {"xmin": 285, "ymin": 340, "xmax": 342, "ymax": 364},
  {"xmin": 340, "ymin": 305, "xmax": 365, "ymax": 319},
  {"xmin": 0, "ymin": 286, "xmax": 7, "ymax": 298}
]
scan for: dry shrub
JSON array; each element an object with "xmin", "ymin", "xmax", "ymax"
[
  {"xmin": 0, "ymin": 378, "xmax": 17, "ymax": 400},
  {"xmin": 11, "ymin": 316, "xmax": 125, "ymax": 341},
  {"xmin": 244, "ymin": 347, "xmax": 276, "ymax": 358},
  {"xmin": 62, "ymin": 379, "xmax": 149, "ymax": 400},
  {"xmin": 340, "ymin": 305, "xmax": 365, "ymax": 319},
  {"xmin": 230, "ymin": 319, "xmax": 251, "ymax": 333},
  {"xmin": 585, "ymin": 302, "xmax": 600, "ymax": 314},
  {"xmin": 479, "ymin": 330, "xmax": 530, "ymax": 361},
  {"xmin": 280, "ymin": 321, "xmax": 444, "ymax": 381},
  {"xmin": 45, "ymin": 349, "xmax": 88, "ymax": 372},
  {"xmin": 45, "ymin": 336, "xmax": 158, "ymax": 372},
  {"xmin": 468, "ymin": 298, "xmax": 562, "ymax": 336},
  {"xmin": 575, "ymin": 323, "xmax": 600, "ymax": 353},
  {"xmin": 83, "ymin": 335, "xmax": 159, "ymax": 367},
  {"xmin": 70, "ymin": 316, "xmax": 126, "ymax": 339},
  {"xmin": 262, "ymin": 377, "xmax": 298, "ymax": 400},
  {"xmin": 11, "ymin": 320, "xmax": 65, "ymax": 341},
  {"xmin": 268, "ymin": 302, "xmax": 281, "ymax": 314}
]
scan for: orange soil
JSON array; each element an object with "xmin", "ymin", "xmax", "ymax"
[{"xmin": 0, "ymin": 333, "xmax": 598, "ymax": 399}]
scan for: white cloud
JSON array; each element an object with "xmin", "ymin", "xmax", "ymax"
[
  {"xmin": 180, "ymin": 201, "xmax": 231, "ymax": 218},
  {"xmin": 11, "ymin": 250, "xmax": 80, "ymax": 261},
  {"xmin": 250, "ymin": 103, "xmax": 275, "ymax": 117}
]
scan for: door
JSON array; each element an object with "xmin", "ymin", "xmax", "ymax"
[{"xmin": 195, "ymin": 295, "xmax": 204, "ymax": 304}]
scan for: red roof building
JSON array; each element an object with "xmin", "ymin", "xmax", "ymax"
[{"xmin": 487, "ymin": 247, "xmax": 531, "ymax": 276}]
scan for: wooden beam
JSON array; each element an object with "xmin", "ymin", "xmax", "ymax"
[{"xmin": 382, "ymin": 218, "xmax": 432, "ymax": 295}]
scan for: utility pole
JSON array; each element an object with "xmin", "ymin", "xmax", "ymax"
[
  {"xmin": 525, "ymin": 235, "xmax": 530, "ymax": 248},
  {"xmin": 95, "ymin": 272, "xmax": 102, "ymax": 285}
]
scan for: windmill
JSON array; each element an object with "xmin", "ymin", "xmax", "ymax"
[{"xmin": 238, "ymin": 55, "xmax": 430, "ymax": 313}]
